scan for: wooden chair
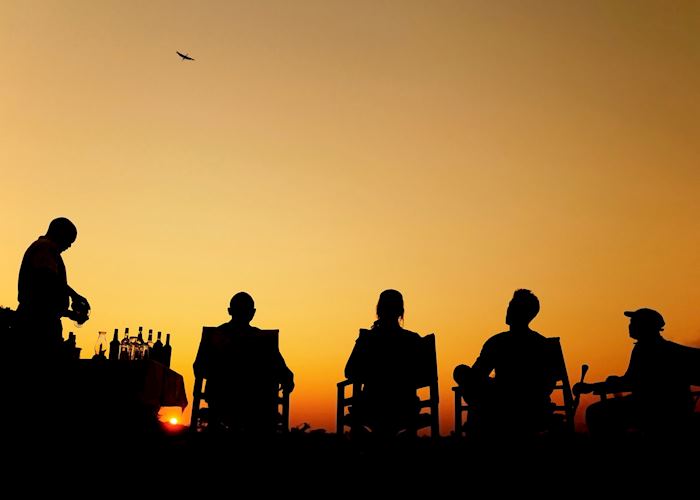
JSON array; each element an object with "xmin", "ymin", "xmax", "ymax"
[
  {"xmin": 190, "ymin": 327, "xmax": 290, "ymax": 433},
  {"xmin": 587, "ymin": 383, "xmax": 700, "ymax": 435},
  {"xmin": 453, "ymin": 336, "xmax": 575, "ymax": 437},
  {"xmin": 337, "ymin": 330, "xmax": 440, "ymax": 439},
  {"xmin": 588, "ymin": 345, "xmax": 700, "ymax": 437}
]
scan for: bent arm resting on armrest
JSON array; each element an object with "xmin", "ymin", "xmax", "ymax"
[{"xmin": 573, "ymin": 377, "xmax": 632, "ymax": 397}]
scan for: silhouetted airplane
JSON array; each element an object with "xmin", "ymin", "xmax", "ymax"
[{"xmin": 177, "ymin": 51, "xmax": 195, "ymax": 61}]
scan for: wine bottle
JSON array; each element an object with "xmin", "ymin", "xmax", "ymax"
[
  {"xmin": 109, "ymin": 328, "xmax": 120, "ymax": 361},
  {"xmin": 163, "ymin": 333, "xmax": 172, "ymax": 368},
  {"xmin": 144, "ymin": 328, "xmax": 154, "ymax": 360},
  {"xmin": 152, "ymin": 331, "xmax": 163, "ymax": 363}
]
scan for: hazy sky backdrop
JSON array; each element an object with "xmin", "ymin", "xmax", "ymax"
[{"xmin": 1, "ymin": 1, "xmax": 698, "ymax": 430}]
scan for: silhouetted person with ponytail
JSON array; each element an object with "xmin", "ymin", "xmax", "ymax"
[
  {"xmin": 453, "ymin": 289, "xmax": 557, "ymax": 439},
  {"xmin": 345, "ymin": 289, "xmax": 422, "ymax": 438}
]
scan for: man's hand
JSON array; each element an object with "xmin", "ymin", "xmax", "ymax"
[
  {"xmin": 68, "ymin": 292, "xmax": 90, "ymax": 324},
  {"xmin": 64, "ymin": 309, "xmax": 79, "ymax": 321},
  {"xmin": 602, "ymin": 375, "xmax": 630, "ymax": 393},
  {"xmin": 71, "ymin": 294, "xmax": 90, "ymax": 311},
  {"xmin": 572, "ymin": 382, "xmax": 593, "ymax": 395},
  {"xmin": 68, "ymin": 286, "xmax": 90, "ymax": 310}
]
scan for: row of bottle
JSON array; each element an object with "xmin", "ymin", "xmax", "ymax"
[{"xmin": 107, "ymin": 326, "xmax": 172, "ymax": 367}]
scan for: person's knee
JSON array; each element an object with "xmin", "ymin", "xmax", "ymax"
[{"xmin": 453, "ymin": 364, "xmax": 471, "ymax": 385}]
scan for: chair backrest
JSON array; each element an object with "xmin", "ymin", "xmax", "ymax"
[
  {"xmin": 190, "ymin": 327, "xmax": 290, "ymax": 433},
  {"xmin": 453, "ymin": 336, "xmax": 574, "ymax": 437},
  {"xmin": 337, "ymin": 329, "xmax": 440, "ymax": 438},
  {"xmin": 545, "ymin": 337, "xmax": 576, "ymax": 433}
]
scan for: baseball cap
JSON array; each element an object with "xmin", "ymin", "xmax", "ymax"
[{"xmin": 624, "ymin": 308, "xmax": 665, "ymax": 330}]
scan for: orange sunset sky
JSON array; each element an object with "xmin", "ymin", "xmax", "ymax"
[{"xmin": 1, "ymin": 1, "xmax": 698, "ymax": 431}]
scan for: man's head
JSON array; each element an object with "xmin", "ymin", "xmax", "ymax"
[
  {"xmin": 46, "ymin": 217, "xmax": 77, "ymax": 252},
  {"xmin": 506, "ymin": 289, "xmax": 540, "ymax": 328},
  {"xmin": 228, "ymin": 292, "xmax": 256, "ymax": 325},
  {"xmin": 376, "ymin": 289, "xmax": 404, "ymax": 323},
  {"xmin": 624, "ymin": 308, "xmax": 664, "ymax": 341}
]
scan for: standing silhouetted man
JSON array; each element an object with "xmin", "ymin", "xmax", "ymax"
[{"xmin": 16, "ymin": 217, "xmax": 90, "ymax": 360}]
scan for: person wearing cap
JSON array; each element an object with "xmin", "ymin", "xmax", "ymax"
[
  {"xmin": 16, "ymin": 217, "xmax": 90, "ymax": 360},
  {"xmin": 574, "ymin": 308, "xmax": 699, "ymax": 438}
]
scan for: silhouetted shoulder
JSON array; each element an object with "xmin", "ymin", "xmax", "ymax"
[
  {"xmin": 401, "ymin": 328, "xmax": 421, "ymax": 339},
  {"xmin": 216, "ymin": 322, "xmax": 260, "ymax": 334},
  {"xmin": 529, "ymin": 329, "xmax": 547, "ymax": 340},
  {"xmin": 486, "ymin": 329, "xmax": 545, "ymax": 345},
  {"xmin": 480, "ymin": 330, "xmax": 510, "ymax": 350}
]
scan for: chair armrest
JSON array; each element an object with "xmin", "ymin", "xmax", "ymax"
[
  {"xmin": 337, "ymin": 379, "xmax": 353, "ymax": 389},
  {"xmin": 591, "ymin": 382, "xmax": 632, "ymax": 400}
]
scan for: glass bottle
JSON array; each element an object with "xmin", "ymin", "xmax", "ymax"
[
  {"xmin": 94, "ymin": 331, "xmax": 108, "ymax": 359},
  {"xmin": 65, "ymin": 331, "xmax": 78, "ymax": 359},
  {"xmin": 144, "ymin": 329, "xmax": 154, "ymax": 360},
  {"xmin": 133, "ymin": 335, "xmax": 143, "ymax": 360},
  {"xmin": 163, "ymin": 333, "xmax": 172, "ymax": 368},
  {"xmin": 152, "ymin": 331, "xmax": 163, "ymax": 363},
  {"xmin": 120, "ymin": 327, "xmax": 131, "ymax": 360},
  {"xmin": 109, "ymin": 328, "xmax": 120, "ymax": 361}
]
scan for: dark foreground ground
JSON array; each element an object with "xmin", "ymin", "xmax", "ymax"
[{"xmin": 8, "ymin": 423, "xmax": 698, "ymax": 495}]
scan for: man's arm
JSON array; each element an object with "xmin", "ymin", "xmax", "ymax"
[
  {"xmin": 277, "ymin": 354, "xmax": 295, "ymax": 393},
  {"xmin": 472, "ymin": 339, "xmax": 496, "ymax": 379},
  {"xmin": 573, "ymin": 349, "xmax": 636, "ymax": 395}
]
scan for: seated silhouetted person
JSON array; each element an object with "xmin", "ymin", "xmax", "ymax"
[
  {"xmin": 574, "ymin": 308, "xmax": 699, "ymax": 439},
  {"xmin": 193, "ymin": 292, "xmax": 294, "ymax": 434},
  {"xmin": 453, "ymin": 289, "xmax": 557, "ymax": 438},
  {"xmin": 344, "ymin": 289, "xmax": 422, "ymax": 438}
]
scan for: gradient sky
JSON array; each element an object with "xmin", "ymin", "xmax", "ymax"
[{"xmin": 1, "ymin": 1, "xmax": 698, "ymax": 431}]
